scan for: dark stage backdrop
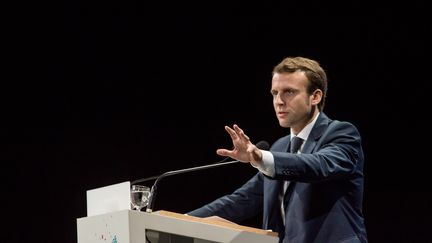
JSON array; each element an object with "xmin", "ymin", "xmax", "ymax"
[{"xmin": 5, "ymin": 1, "xmax": 430, "ymax": 243}]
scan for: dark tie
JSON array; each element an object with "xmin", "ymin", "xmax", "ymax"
[
  {"xmin": 290, "ymin": 136, "xmax": 304, "ymax": 154},
  {"xmin": 280, "ymin": 136, "xmax": 304, "ymax": 225}
]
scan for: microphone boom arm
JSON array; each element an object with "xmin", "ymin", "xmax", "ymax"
[{"xmin": 145, "ymin": 160, "xmax": 239, "ymax": 213}]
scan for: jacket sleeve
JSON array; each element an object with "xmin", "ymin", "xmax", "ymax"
[
  {"xmin": 272, "ymin": 121, "xmax": 364, "ymax": 182},
  {"xmin": 187, "ymin": 172, "xmax": 264, "ymax": 223}
]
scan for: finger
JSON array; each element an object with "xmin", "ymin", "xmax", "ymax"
[
  {"xmin": 224, "ymin": 125, "xmax": 238, "ymax": 140},
  {"xmin": 233, "ymin": 124, "xmax": 249, "ymax": 141},
  {"xmin": 216, "ymin": 149, "xmax": 232, "ymax": 157}
]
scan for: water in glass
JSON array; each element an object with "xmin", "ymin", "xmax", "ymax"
[{"xmin": 130, "ymin": 185, "xmax": 151, "ymax": 211}]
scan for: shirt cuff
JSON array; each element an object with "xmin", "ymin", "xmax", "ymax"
[{"xmin": 251, "ymin": 150, "xmax": 275, "ymax": 177}]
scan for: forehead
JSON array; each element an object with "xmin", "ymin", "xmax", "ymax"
[{"xmin": 271, "ymin": 71, "xmax": 308, "ymax": 90}]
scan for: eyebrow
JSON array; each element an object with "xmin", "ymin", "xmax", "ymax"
[{"xmin": 270, "ymin": 87, "xmax": 298, "ymax": 94}]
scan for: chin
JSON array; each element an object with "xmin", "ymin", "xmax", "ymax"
[{"xmin": 279, "ymin": 121, "xmax": 291, "ymax": 128}]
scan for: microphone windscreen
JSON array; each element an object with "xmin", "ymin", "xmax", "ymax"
[{"xmin": 256, "ymin": 140, "xmax": 270, "ymax": 150}]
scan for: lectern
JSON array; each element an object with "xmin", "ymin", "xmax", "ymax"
[{"xmin": 77, "ymin": 210, "xmax": 279, "ymax": 243}]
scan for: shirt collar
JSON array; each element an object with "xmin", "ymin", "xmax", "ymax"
[{"xmin": 290, "ymin": 112, "xmax": 320, "ymax": 141}]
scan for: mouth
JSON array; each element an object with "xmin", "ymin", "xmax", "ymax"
[{"xmin": 277, "ymin": 111, "xmax": 288, "ymax": 118}]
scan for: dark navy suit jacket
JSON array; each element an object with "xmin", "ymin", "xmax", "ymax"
[{"xmin": 188, "ymin": 113, "xmax": 367, "ymax": 243}]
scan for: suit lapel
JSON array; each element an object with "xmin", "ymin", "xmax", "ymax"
[
  {"xmin": 302, "ymin": 113, "xmax": 330, "ymax": 153},
  {"xmin": 283, "ymin": 113, "xmax": 331, "ymax": 204}
]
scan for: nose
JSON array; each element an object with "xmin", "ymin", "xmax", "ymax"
[{"xmin": 274, "ymin": 93, "xmax": 284, "ymax": 106}]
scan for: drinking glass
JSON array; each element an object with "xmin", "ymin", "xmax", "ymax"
[{"xmin": 130, "ymin": 185, "xmax": 151, "ymax": 211}]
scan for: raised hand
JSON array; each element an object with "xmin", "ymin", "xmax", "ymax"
[{"xmin": 216, "ymin": 124, "xmax": 263, "ymax": 166}]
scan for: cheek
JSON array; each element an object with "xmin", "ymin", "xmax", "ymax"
[{"xmin": 291, "ymin": 96, "xmax": 310, "ymax": 109}]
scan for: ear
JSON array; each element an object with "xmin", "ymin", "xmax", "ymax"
[{"xmin": 310, "ymin": 89, "xmax": 323, "ymax": 106}]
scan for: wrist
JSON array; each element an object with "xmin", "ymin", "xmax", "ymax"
[{"xmin": 250, "ymin": 149, "xmax": 264, "ymax": 167}]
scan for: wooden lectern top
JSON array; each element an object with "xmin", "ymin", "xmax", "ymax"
[{"xmin": 154, "ymin": 210, "xmax": 278, "ymax": 237}]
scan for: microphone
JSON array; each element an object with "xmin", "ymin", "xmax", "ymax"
[{"xmin": 139, "ymin": 140, "xmax": 270, "ymax": 213}]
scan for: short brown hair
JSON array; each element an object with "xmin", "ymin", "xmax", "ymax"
[{"xmin": 273, "ymin": 57, "xmax": 328, "ymax": 111}]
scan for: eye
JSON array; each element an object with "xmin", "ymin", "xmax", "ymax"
[{"xmin": 283, "ymin": 88, "xmax": 296, "ymax": 97}]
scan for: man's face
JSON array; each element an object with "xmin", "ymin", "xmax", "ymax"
[{"xmin": 271, "ymin": 70, "xmax": 317, "ymax": 133}]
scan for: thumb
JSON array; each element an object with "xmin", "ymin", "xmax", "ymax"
[{"xmin": 216, "ymin": 149, "xmax": 231, "ymax": 157}]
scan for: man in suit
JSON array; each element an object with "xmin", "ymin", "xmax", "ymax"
[{"xmin": 188, "ymin": 56, "xmax": 368, "ymax": 243}]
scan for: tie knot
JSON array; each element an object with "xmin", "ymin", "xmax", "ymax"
[{"xmin": 290, "ymin": 136, "xmax": 304, "ymax": 153}]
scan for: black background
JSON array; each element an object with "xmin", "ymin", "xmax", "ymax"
[{"xmin": 5, "ymin": 1, "xmax": 431, "ymax": 243}]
